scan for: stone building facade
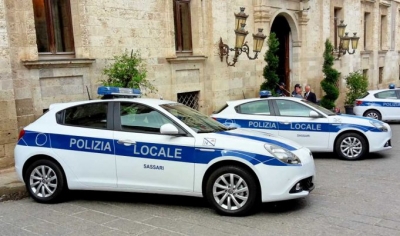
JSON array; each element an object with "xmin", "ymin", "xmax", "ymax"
[{"xmin": 0, "ymin": 0, "xmax": 399, "ymax": 169}]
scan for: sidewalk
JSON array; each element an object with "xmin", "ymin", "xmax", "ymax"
[{"xmin": 0, "ymin": 167, "xmax": 28, "ymax": 202}]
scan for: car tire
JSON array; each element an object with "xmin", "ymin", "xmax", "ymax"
[
  {"xmin": 205, "ymin": 165, "xmax": 259, "ymax": 216},
  {"xmin": 364, "ymin": 110, "xmax": 382, "ymax": 120},
  {"xmin": 24, "ymin": 159, "xmax": 67, "ymax": 203},
  {"xmin": 335, "ymin": 133, "xmax": 367, "ymax": 161}
]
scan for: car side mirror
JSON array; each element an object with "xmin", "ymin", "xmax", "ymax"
[
  {"xmin": 160, "ymin": 123, "xmax": 180, "ymax": 135},
  {"xmin": 309, "ymin": 111, "xmax": 320, "ymax": 118}
]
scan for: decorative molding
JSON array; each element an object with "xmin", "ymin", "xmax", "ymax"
[
  {"xmin": 254, "ymin": 6, "xmax": 272, "ymax": 24},
  {"xmin": 378, "ymin": 50, "xmax": 388, "ymax": 54},
  {"xmin": 360, "ymin": 50, "xmax": 373, "ymax": 55},
  {"xmin": 22, "ymin": 58, "xmax": 95, "ymax": 69},
  {"xmin": 379, "ymin": 0, "xmax": 391, "ymax": 7},
  {"xmin": 166, "ymin": 55, "xmax": 207, "ymax": 64},
  {"xmin": 361, "ymin": 0, "xmax": 376, "ymax": 3}
]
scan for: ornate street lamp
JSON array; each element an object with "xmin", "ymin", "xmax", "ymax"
[
  {"xmin": 219, "ymin": 7, "xmax": 267, "ymax": 67},
  {"xmin": 334, "ymin": 20, "xmax": 360, "ymax": 59}
]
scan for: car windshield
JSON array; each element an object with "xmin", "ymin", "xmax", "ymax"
[
  {"xmin": 160, "ymin": 103, "xmax": 232, "ymax": 133},
  {"xmin": 302, "ymin": 100, "xmax": 336, "ymax": 116}
]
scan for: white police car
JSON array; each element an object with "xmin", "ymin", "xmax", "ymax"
[
  {"xmin": 353, "ymin": 88, "xmax": 400, "ymax": 121},
  {"xmin": 14, "ymin": 87, "xmax": 315, "ymax": 216},
  {"xmin": 211, "ymin": 97, "xmax": 392, "ymax": 161}
]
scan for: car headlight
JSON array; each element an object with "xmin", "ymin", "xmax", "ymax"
[
  {"xmin": 369, "ymin": 120, "xmax": 388, "ymax": 132},
  {"xmin": 264, "ymin": 144, "xmax": 301, "ymax": 164}
]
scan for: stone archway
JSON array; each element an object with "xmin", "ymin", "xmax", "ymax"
[{"xmin": 269, "ymin": 11, "xmax": 301, "ymax": 94}]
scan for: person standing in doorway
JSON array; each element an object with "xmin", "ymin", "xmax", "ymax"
[
  {"xmin": 292, "ymin": 84, "xmax": 303, "ymax": 98},
  {"xmin": 304, "ymin": 85, "xmax": 317, "ymax": 103}
]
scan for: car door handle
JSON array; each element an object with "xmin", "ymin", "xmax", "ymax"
[
  {"xmin": 198, "ymin": 148, "xmax": 215, "ymax": 152},
  {"xmin": 117, "ymin": 139, "xmax": 136, "ymax": 146},
  {"xmin": 279, "ymin": 121, "xmax": 291, "ymax": 125}
]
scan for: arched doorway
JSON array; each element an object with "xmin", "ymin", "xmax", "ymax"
[{"xmin": 271, "ymin": 15, "xmax": 291, "ymax": 95}]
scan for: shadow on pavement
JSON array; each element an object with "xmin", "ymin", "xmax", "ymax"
[
  {"xmin": 64, "ymin": 189, "xmax": 309, "ymax": 215},
  {"xmin": 312, "ymin": 152, "xmax": 388, "ymax": 161}
]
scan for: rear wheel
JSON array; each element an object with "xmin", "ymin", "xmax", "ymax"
[
  {"xmin": 364, "ymin": 110, "xmax": 381, "ymax": 120},
  {"xmin": 335, "ymin": 133, "xmax": 367, "ymax": 160},
  {"xmin": 205, "ymin": 166, "xmax": 258, "ymax": 216},
  {"xmin": 24, "ymin": 159, "xmax": 66, "ymax": 203}
]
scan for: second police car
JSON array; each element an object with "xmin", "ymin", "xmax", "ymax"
[
  {"xmin": 14, "ymin": 87, "xmax": 315, "ymax": 216},
  {"xmin": 211, "ymin": 96, "xmax": 392, "ymax": 161},
  {"xmin": 353, "ymin": 87, "xmax": 400, "ymax": 121}
]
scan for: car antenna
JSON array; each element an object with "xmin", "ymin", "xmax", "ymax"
[
  {"xmin": 86, "ymin": 86, "xmax": 91, "ymax": 100},
  {"xmin": 242, "ymin": 91, "xmax": 246, "ymax": 99}
]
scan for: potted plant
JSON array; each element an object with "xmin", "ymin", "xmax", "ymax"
[
  {"xmin": 100, "ymin": 49, "xmax": 157, "ymax": 95},
  {"xmin": 344, "ymin": 71, "xmax": 368, "ymax": 114}
]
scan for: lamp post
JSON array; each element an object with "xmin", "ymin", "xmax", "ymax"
[
  {"xmin": 334, "ymin": 20, "xmax": 360, "ymax": 59},
  {"xmin": 219, "ymin": 7, "xmax": 267, "ymax": 67}
]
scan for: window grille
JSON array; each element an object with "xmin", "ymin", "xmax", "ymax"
[{"xmin": 177, "ymin": 91, "xmax": 199, "ymax": 110}]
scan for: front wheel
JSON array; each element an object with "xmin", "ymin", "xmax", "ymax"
[
  {"xmin": 205, "ymin": 166, "xmax": 259, "ymax": 216},
  {"xmin": 24, "ymin": 159, "xmax": 66, "ymax": 203},
  {"xmin": 335, "ymin": 133, "xmax": 367, "ymax": 160}
]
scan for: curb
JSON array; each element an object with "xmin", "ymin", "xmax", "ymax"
[
  {"xmin": 0, "ymin": 168, "xmax": 29, "ymax": 202},
  {"xmin": 0, "ymin": 186, "xmax": 29, "ymax": 202}
]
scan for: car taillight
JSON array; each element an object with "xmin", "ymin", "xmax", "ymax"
[
  {"xmin": 18, "ymin": 129, "xmax": 25, "ymax": 140},
  {"xmin": 355, "ymin": 100, "xmax": 363, "ymax": 106}
]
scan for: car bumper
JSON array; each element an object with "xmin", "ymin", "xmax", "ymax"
[
  {"xmin": 256, "ymin": 147, "xmax": 316, "ymax": 202},
  {"xmin": 365, "ymin": 125, "xmax": 392, "ymax": 153},
  {"xmin": 353, "ymin": 106, "xmax": 368, "ymax": 116}
]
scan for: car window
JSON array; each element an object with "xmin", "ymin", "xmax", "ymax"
[
  {"xmin": 275, "ymin": 100, "xmax": 314, "ymax": 117},
  {"xmin": 374, "ymin": 90, "xmax": 397, "ymax": 99},
  {"xmin": 64, "ymin": 102, "xmax": 108, "ymax": 129},
  {"xmin": 120, "ymin": 103, "xmax": 172, "ymax": 133},
  {"xmin": 236, "ymin": 101, "xmax": 270, "ymax": 115}
]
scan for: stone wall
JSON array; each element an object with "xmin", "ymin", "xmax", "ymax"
[{"xmin": 0, "ymin": 0, "xmax": 18, "ymax": 169}]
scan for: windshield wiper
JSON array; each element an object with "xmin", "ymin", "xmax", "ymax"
[{"xmin": 197, "ymin": 130, "xmax": 215, "ymax": 133}]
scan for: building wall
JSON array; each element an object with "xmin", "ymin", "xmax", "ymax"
[{"xmin": 1, "ymin": 0, "xmax": 400, "ymax": 169}]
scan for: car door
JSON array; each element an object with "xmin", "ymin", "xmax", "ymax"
[
  {"xmin": 374, "ymin": 90, "xmax": 400, "ymax": 119},
  {"xmin": 52, "ymin": 101, "xmax": 117, "ymax": 188},
  {"xmin": 272, "ymin": 99, "xmax": 330, "ymax": 151},
  {"xmin": 224, "ymin": 100, "xmax": 279, "ymax": 135},
  {"xmin": 113, "ymin": 102, "xmax": 196, "ymax": 192}
]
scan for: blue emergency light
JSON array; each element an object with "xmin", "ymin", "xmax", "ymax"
[
  {"xmin": 259, "ymin": 90, "xmax": 272, "ymax": 98},
  {"xmin": 97, "ymin": 86, "xmax": 141, "ymax": 98}
]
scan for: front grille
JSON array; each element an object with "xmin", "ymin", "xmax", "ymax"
[
  {"xmin": 384, "ymin": 140, "xmax": 391, "ymax": 147},
  {"xmin": 289, "ymin": 176, "xmax": 315, "ymax": 193}
]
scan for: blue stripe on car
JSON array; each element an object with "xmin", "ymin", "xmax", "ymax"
[
  {"xmin": 357, "ymin": 101, "xmax": 400, "ymax": 107},
  {"xmin": 17, "ymin": 131, "xmax": 299, "ymax": 167},
  {"xmin": 215, "ymin": 118, "xmax": 382, "ymax": 133}
]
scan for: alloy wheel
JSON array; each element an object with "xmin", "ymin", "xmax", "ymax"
[
  {"xmin": 29, "ymin": 165, "xmax": 58, "ymax": 198},
  {"xmin": 340, "ymin": 137, "xmax": 362, "ymax": 159},
  {"xmin": 213, "ymin": 173, "xmax": 249, "ymax": 211}
]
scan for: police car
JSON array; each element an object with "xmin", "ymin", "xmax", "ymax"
[
  {"xmin": 211, "ymin": 97, "xmax": 392, "ymax": 161},
  {"xmin": 14, "ymin": 87, "xmax": 315, "ymax": 216},
  {"xmin": 353, "ymin": 88, "xmax": 400, "ymax": 121}
]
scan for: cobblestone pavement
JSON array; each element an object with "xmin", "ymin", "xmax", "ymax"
[{"xmin": 1, "ymin": 125, "xmax": 400, "ymax": 236}]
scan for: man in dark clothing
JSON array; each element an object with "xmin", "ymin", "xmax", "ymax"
[
  {"xmin": 276, "ymin": 82, "xmax": 286, "ymax": 96},
  {"xmin": 304, "ymin": 85, "xmax": 317, "ymax": 103}
]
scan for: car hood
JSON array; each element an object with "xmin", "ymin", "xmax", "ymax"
[
  {"xmin": 210, "ymin": 128, "xmax": 303, "ymax": 151},
  {"xmin": 332, "ymin": 114, "xmax": 385, "ymax": 125}
]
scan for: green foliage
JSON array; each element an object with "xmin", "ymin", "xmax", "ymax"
[
  {"xmin": 101, "ymin": 50, "xmax": 157, "ymax": 94},
  {"xmin": 344, "ymin": 71, "xmax": 368, "ymax": 106},
  {"xmin": 260, "ymin": 32, "xmax": 280, "ymax": 94},
  {"xmin": 320, "ymin": 39, "xmax": 340, "ymax": 109}
]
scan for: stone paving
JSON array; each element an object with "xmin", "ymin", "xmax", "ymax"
[{"xmin": 1, "ymin": 125, "xmax": 400, "ymax": 235}]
